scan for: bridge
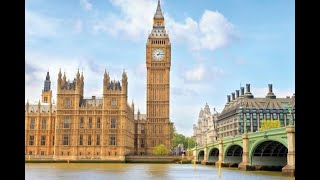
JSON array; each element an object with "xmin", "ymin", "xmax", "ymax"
[{"xmin": 192, "ymin": 125, "xmax": 295, "ymax": 177}]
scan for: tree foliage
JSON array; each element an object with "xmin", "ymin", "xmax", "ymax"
[
  {"xmin": 259, "ymin": 119, "xmax": 281, "ymax": 131},
  {"xmin": 169, "ymin": 123, "xmax": 196, "ymax": 150},
  {"xmin": 185, "ymin": 137, "xmax": 196, "ymax": 149},
  {"xmin": 170, "ymin": 123, "xmax": 177, "ymax": 148},
  {"xmin": 171, "ymin": 133, "xmax": 196, "ymax": 149},
  {"xmin": 153, "ymin": 144, "xmax": 169, "ymax": 156},
  {"xmin": 172, "ymin": 133, "xmax": 186, "ymax": 148}
]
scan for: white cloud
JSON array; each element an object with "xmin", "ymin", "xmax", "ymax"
[
  {"xmin": 74, "ymin": 19, "xmax": 83, "ymax": 33},
  {"xmin": 25, "ymin": 9, "xmax": 61, "ymax": 38},
  {"xmin": 184, "ymin": 64, "xmax": 224, "ymax": 82},
  {"xmin": 93, "ymin": 0, "xmax": 156, "ymax": 41},
  {"xmin": 169, "ymin": 10, "xmax": 236, "ymax": 51},
  {"xmin": 92, "ymin": 0, "xmax": 237, "ymax": 50},
  {"xmin": 185, "ymin": 65, "xmax": 206, "ymax": 81},
  {"xmin": 80, "ymin": 0, "xmax": 92, "ymax": 11}
]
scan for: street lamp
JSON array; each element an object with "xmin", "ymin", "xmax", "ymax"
[{"xmin": 288, "ymin": 102, "xmax": 294, "ymax": 126}]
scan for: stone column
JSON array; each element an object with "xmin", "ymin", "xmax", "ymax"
[
  {"xmin": 215, "ymin": 139, "xmax": 224, "ymax": 167},
  {"xmin": 282, "ymin": 125, "xmax": 295, "ymax": 176},
  {"xmin": 239, "ymin": 133, "xmax": 254, "ymax": 170},
  {"xmin": 193, "ymin": 149, "xmax": 197, "ymax": 162}
]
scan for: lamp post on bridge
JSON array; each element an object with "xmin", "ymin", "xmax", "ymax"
[{"xmin": 288, "ymin": 102, "xmax": 294, "ymax": 126}]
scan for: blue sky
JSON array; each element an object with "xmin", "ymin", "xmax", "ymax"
[{"xmin": 25, "ymin": 0, "xmax": 295, "ymax": 136}]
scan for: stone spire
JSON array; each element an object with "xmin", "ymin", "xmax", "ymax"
[
  {"xmin": 43, "ymin": 71, "xmax": 51, "ymax": 92},
  {"xmin": 154, "ymin": 0, "xmax": 164, "ymax": 19}
]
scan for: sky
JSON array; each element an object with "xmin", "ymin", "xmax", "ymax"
[{"xmin": 25, "ymin": 0, "xmax": 295, "ymax": 136}]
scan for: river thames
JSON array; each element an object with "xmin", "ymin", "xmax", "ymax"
[{"xmin": 25, "ymin": 163, "xmax": 294, "ymax": 180}]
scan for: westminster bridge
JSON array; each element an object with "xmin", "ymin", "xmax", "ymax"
[{"xmin": 192, "ymin": 125, "xmax": 295, "ymax": 177}]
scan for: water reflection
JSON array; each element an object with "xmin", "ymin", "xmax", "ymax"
[{"xmin": 25, "ymin": 163, "xmax": 295, "ymax": 180}]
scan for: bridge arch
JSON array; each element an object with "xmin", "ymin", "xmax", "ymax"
[
  {"xmin": 197, "ymin": 150, "xmax": 204, "ymax": 161},
  {"xmin": 250, "ymin": 139, "xmax": 288, "ymax": 170},
  {"xmin": 223, "ymin": 144, "xmax": 243, "ymax": 166},
  {"xmin": 207, "ymin": 147, "xmax": 219, "ymax": 163}
]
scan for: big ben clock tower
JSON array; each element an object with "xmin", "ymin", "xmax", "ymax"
[{"xmin": 146, "ymin": 0, "xmax": 171, "ymax": 154}]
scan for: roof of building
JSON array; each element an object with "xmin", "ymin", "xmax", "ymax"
[
  {"xmin": 134, "ymin": 113, "xmax": 147, "ymax": 121},
  {"xmin": 25, "ymin": 104, "xmax": 56, "ymax": 113},
  {"xmin": 154, "ymin": 0, "xmax": 164, "ymax": 19},
  {"xmin": 218, "ymin": 95, "xmax": 295, "ymax": 119},
  {"xmin": 81, "ymin": 98, "xmax": 103, "ymax": 107}
]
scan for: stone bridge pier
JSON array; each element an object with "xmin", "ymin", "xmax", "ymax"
[
  {"xmin": 200, "ymin": 146, "xmax": 208, "ymax": 164},
  {"xmin": 238, "ymin": 133, "xmax": 254, "ymax": 170},
  {"xmin": 282, "ymin": 125, "xmax": 295, "ymax": 176},
  {"xmin": 215, "ymin": 139, "xmax": 224, "ymax": 167}
]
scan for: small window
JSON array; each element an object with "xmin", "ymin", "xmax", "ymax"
[
  {"xmin": 109, "ymin": 135, "xmax": 116, "ymax": 145},
  {"xmin": 97, "ymin": 118, "xmax": 101, "ymax": 128},
  {"xmin": 111, "ymin": 98, "xmax": 117, "ymax": 107},
  {"xmin": 79, "ymin": 134, "xmax": 83, "ymax": 145},
  {"xmin": 96, "ymin": 134, "xmax": 100, "ymax": 146},
  {"xmin": 41, "ymin": 119, "xmax": 47, "ymax": 130},
  {"xmin": 62, "ymin": 134, "xmax": 70, "ymax": 145},
  {"xmin": 88, "ymin": 118, "xmax": 92, "ymax": 128},
  {"xmin": 30, "ymin": 118, "xmax": 35, "ymax": 130},
  {"xmin": 88, "ymin": 135, "xmax": 92, "ymax": 145},
  {"xmin": 80, "ymin": 117, "xmax": 84, "ymax": 128},
  {"xmin": 29, "ymin": 136, "xmax": 34, "ymax": 146},
  {"xmin": 65, "ymin": 98, "xmax": 71, "ymax": 108},
  {"xmin": 63, "ymin": 117, "xmax": 71, "ymax": 128},
  {"xmin": 41, "ymin": 136, "xmax": 46, "ymax": 146},
  {"xmin": 111, "ymin": 117, "xmax": 117, "ymax": 129}
]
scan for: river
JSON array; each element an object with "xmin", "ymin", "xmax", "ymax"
[{"xmin": 25, "ymin": 163, "xmax": 295, "ymax": 180}]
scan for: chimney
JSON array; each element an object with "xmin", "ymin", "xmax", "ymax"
[
  {"xmin": 232, "ymin": 93, "xmax": 235, "ymax": 100},
  {"xmin": 266, "ymin": 84, "xmax": 276, "ymax": 99},
  {"xmin": 236, "ymin": 90, "xmax": 240, "ymax": 98},
  {"xmin": 92, "ymin": 96, "xmax": 96, "ymax": 100},
  {"xmin": 227, "ymin": 95, "xmax": 231, "ymax": 103},
  {"xmin": 241, "ymin": 87, "xmax": 244, "ymax": 96},
  {"xmin": 246, "ymin": 84, "xmax": 251, "ymax": 93},
  {"xmin": 268, "ymin": 84, "xmax": 273, "ymax": 93}
]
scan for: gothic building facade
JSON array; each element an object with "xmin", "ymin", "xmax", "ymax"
[
  {"xmin": 25, "ymin": 70, "xmax": 135, "ymax": 160},
  {"xmin": 25, "ymin": 0, "xmax": 172, "ymax": 159},
  {"xmin": 192, "ymin": 103, "xmax": 219, "ymax": 147}
]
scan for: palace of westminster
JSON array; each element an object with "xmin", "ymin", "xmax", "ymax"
[{"xmin": 25, "ymin": 1, "xmax": 172, "ymax": 159}]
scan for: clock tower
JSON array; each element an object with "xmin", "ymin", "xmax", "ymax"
[{"xmin": 146, "ymin": 0, "xmax": 171, "ymax": 154}]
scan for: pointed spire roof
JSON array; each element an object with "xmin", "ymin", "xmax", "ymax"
[
  {"xmin": 46, "ymin": 71, "xmax": 50, "ymax": 80},
  {"xmin": 154, "ymin": 0, "xmax": 164, "ymax": 19},
  {"xmin": 77, "ymin": 68, "xmax": 80, "ymax": 77}
]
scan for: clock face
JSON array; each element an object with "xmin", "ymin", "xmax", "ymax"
[{"xmin": 152, "ymin": 48, "xmax": 165, "ymax": 61}]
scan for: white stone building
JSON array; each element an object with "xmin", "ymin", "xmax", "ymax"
[{"xmin": 192, "ymin": 103, "xmax": 219, "ymax": 147}]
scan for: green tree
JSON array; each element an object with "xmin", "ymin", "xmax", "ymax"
[
  {"xmin": 259, "ymin": 119, "xmax": 281, "ymax": 131},
  {"xmin": 185, "ymin": 137, "xmax": 196, "ymax": 149},
  {"xmin": 170, "ymin": 123, "xmax": 176, "ymax": 148},
  {"xmin": 172, "ymin": 133, "xmax": 186, "ymax": 148},
  {"xmin": 153, "ymin": 144, "xmax": 169, "ymax": 156}
]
